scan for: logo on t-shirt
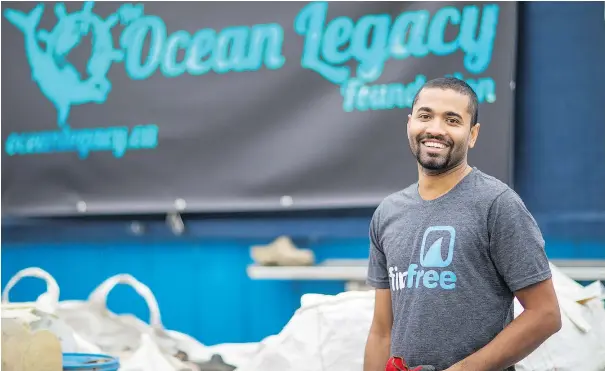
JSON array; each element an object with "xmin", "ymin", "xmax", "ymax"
[{"xmin": 390, "ymin": 226, "xmax": 457, "ymax": 291}]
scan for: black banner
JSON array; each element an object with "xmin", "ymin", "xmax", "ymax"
[{"xmin": 1, "ymin": 1, "xmax": 517, "ymax": 216}]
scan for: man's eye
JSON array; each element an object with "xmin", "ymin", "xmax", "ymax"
[
  {"xmin": 419, "ymin": 114, "xmax": 431, "ymax": 120},
  {"xmin": 447, "ymin": 118, "xmax": 459, "ymax": 124}
]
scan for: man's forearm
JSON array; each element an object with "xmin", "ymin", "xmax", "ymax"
[
  {"xmin": 447, "ymin": 308, "xmax": 561, "ymax": 371},
  {"xmin": 363, "ymin": 332, "xmax": 391, "ymax": 371}
]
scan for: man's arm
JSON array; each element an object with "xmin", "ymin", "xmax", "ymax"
[
  {"xmin": 364, "ymin": 288, "xmax": 393, "ymax": 371},
  {"xmin": 446, "ymin": 189, "xmax": 562, "ymax": 371},
  {"xmin": 445, "ymin": 278, "xmax": 562, "ymax": 371},
  {"xmin": 364, "ymin": 204, "xmax": 393, "ymax": 371}
]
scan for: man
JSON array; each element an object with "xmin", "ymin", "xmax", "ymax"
[{"xmin": 363, "ymin": 77, "xmax": 562, "ymax": 371}]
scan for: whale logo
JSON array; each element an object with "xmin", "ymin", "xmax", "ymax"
[{"xmin": 3, "ymin": 2, "xmax": 138, "ymax": 130}]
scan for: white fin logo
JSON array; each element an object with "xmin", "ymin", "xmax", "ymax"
[{"xmin": 420, "ymin": 226, "xmax": 455, "ymax": 268}]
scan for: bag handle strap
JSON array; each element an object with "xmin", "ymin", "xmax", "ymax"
[
  {"xmin": 87, "ymin": 274, "xmax": 163, "ymax": 329},
  {"xmin": 1, "ymin": 267, "xmax": 60, "ymax": 311}
]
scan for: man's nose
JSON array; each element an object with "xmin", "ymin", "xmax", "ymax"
[{"xmin": 424, "ymin": 118, "xmax": 447, "ymax": 136}]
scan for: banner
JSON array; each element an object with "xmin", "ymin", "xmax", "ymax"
[{"xmin": 1, "ymin": 1, "xmax": 517, "ymax": 216}]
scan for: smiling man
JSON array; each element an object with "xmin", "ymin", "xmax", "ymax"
[{"xmin": 363, "ymin": 77, "xmax": 562, "ymax": 371}]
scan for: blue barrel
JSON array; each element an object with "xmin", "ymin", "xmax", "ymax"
[{"xmin": 62, "ymin": 353, "xmax": 120, "ymax": 371}]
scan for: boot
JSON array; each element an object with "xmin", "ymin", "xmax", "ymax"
[
  {"xmin": 196, "ymin": 354, "xmax": 236, "ymax": 371},
  {"xmin": 250, "ymin": 236, "xmax": 315, "ymax": 266}
]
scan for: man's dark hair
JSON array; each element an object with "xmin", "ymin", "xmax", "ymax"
[{"xmin": 411, "ymin": 77, "xmax": 479, "ymax": 126}]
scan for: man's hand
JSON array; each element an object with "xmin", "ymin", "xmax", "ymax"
[
  {"xmin": 442, "ymin": 279, "xmax": 562, "ymax": 371},
  {"xmin": 363, "ymin": 289, "xmax": 393, "ymax": 371}
]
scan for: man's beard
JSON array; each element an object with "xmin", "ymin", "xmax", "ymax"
[
  {"xmin": 411, "ymin": 135, "xmax": 463, "ymax": 173},
  {"xmin": 416, "ymin": 149, "xmax": 452, "ymax": 170}
]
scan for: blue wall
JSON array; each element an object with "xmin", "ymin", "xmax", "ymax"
[
  {"xmin": 2, "ymin": 218, "xmax": 373, "ymax": 345},
  {"xmin": 2, "ymin": 2, "xmax": 604, "ymax": 345},
  {"xmin": 514, "ymin": 1, "xmax": 605, "ymax": 243}
]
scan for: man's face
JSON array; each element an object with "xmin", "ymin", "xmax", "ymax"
[{"xmin": 407, "ymin": 88, "xmax": 480, "ymax": 173}]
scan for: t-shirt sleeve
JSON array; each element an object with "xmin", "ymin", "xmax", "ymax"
[
  {"xmin": 366, "ymin": 206, "xmax": 390, "ymax": 289},
  {"xmin": 488, "ymin": 189, "xmax": 552, "ymax": 293}
]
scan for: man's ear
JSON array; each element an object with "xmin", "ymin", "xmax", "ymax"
[
  {"xmin": 407, "ymin": 114, "xmax": 412, "ymax": 141},
  {"xmin": 468, "ymin": 123, "xmax": 480, "ymax": 148}
]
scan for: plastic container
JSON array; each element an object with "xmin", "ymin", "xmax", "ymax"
[{"xmin": 62, "ymin": 353, "xmax": 120, "ymax": 371}]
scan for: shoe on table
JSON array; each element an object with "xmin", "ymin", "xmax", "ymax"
[{"xmin": 250, "ymin": 236, "xmax": 315, "ymax": 266}]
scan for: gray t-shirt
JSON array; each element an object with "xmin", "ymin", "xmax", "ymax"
[{"xmin": 366, "ymin": 168, "xmax": 551, "ymax": 371}]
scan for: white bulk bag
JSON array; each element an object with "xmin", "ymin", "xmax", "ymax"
[
  {"xmin": 55, "ymin": 273, "xmax": 159, "ymax": 356},
  {"xmin": 515, "ymin": 263, "xmax": 605, "ymax": 371},
  {"xmin": 119, "ymin": 331, "xmax": 193, "ymax": 371},
  {"xmin": 165, "ymin": 328, "xmax": 264, "ymax": 368},
  {"xmin": 236, "ymin": 290, "xmax": 375, "ymax": 371},
  {"xmin": 56, "ymin": 273, "xmax": 191, "ymax": 371},
  {"xmin": 204, "ymin": 341, "xmax": 266, "ymax": 369},
  {"xmin": 1, "ymin": 267, "xmax": 100, "ymax": 354}
]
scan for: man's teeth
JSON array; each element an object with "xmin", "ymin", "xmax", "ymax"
[{"xmin": 424, "ymin": 142, "xmax": 446, "ymax": 149}]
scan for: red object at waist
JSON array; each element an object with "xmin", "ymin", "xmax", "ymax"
[{"xmin": 385, "ymin": 356, "xmax": 434, "ymax": 371}]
